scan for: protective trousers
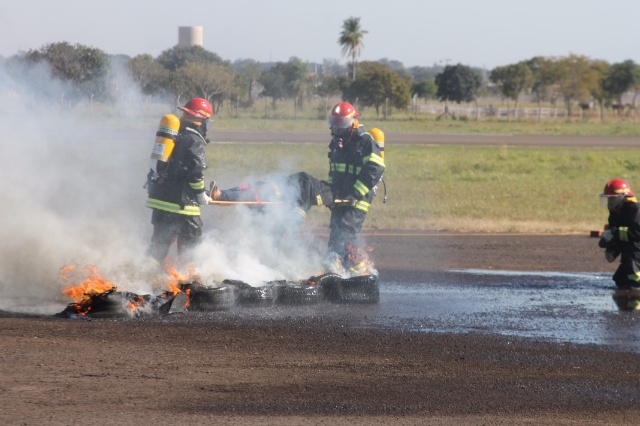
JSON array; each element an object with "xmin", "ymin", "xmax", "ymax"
[
  {"xmin": 149, "ymin": 209, "xmax": 203, "ymax": 263},
  {"xmin": 328, "ymin": 206, "xmax": 367, "ymax": 262}
]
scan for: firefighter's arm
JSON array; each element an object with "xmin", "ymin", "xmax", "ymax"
[
  {"xmin": 351, "ymin": 140, "xmax": 385, "ymax": 200},
  {"xmin": 600, "ymin": 209, "xmax": 640, "ymax": 243},
  {"xmin": 189, "ymin": 173, "xmax": 210, "ymax": 205},
  {"xmin": 185, "ymin": 135, "xmax": 210, "ymax": 204},
  {"xmin": 606, "ymin": 217, "xmax": 640, "ymax": 245}
]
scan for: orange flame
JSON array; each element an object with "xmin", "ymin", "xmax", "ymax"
[
  {"xmin": 127, "ymin": 295, "xmax": 145, "ymax": 313},
  {"xmin": 345, "ymin": 244, "xmax": 376, "ymax": 276},
  {"xmin": 60, "ymin": 264, "xmax": 116, "ymax": 302},
  {"xmin": 184, "ymin": 288, "xmax": 192, "ymax": 308},
  {"xmin": 164, "ymin": 265, "xmax": 187, "ymax": 295},
  {"xmin": 59, "ymin": 264, "xmax": 117, "ymax": 315},
  {"xmin": 162, "ymin": 261, "xmax": 199, "ymax": 294},
  {"xmin": 345, "ymin": 245, "xmax": 369, "ymax": 264}
]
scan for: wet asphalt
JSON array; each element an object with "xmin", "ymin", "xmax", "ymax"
[{"xmin": 192, "ymin": 270, "xmax": 640, "ymax": 353}]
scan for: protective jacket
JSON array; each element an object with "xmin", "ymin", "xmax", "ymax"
[
  {"xmin": 327, "ymin": 129, "xmax": 385, "ymax": 212},
  {"xmin": 146, "ymin": 121, "xmax": 208, "ymax": 216},
  {"xmin": 600, "ymin": 199, "xmax": 640, "ymax": 287}
]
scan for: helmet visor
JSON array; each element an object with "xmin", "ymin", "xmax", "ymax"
[
  {"xmin": 327, "ymin": 115, "xmax": 355, "ymax": 129},
  {"xmin": 600, "ymin": 193, "xmax": 625, "ymax": 209}
]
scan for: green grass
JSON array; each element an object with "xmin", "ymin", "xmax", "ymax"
[{"xmin": 206, "ymin": 143, "xmax": 640, "ymax": 233}]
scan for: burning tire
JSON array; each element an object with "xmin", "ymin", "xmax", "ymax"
[
  {"xmin": 276, "ymin": 282, "xmax": 323, "ymax": 305},
  {"xmin": 226, "ymin": 280, "xmax": 279, "ymax": 307},
  {"xmin": 322, "ymin": 275, "xmax": 380, "ymax": 304},
  {"xmin": 182, "ymin": 283, "xmax": 236, "ymax": 311},
  {"xmin": 55, "ymin": 289, "xmax": 174, "ymax": 318},
  {"xmin": 306, "ymin": 273, "xmax": 342, "ymax": 287}
]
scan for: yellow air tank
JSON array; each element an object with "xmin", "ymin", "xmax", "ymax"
[
  {"xmin": 369, "ymin": 128, "xmax": 384, "ymax": 159},
  {"xmin": 151, "ymin": 114, "xmax": 181, "ymax": 162}
]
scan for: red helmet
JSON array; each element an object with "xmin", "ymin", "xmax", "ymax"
[
  {"xmin": 178, "ymin": 98, "xmax": 212, "ymax": 119},
  {"xmin": 327, "ymin": 101, "xmax": 360, "ymax": 129},
  {"xmin": 601, "ymin": 178, "xmax": 634, "ymax": 210},
  {"xmin": 603, "ymin": 178, "xmax": 634, "ymax": 197}
]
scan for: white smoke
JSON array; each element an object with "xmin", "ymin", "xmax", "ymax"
[
  {"xmin": 0, "ymin": 60, "xmax": 326, "ymax": 314},
  {"xmin": 196, "ymin": 189, "xmax": 326, "ymax": 286},
  {"xmin": 0, "ymin": 62, "xmax": 159, "ymax": 313}
]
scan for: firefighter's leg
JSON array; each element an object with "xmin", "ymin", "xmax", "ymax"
[
  {"xmin": 614, "ymin": 261, "xmax": 640, "ymax": 289},
  {"xmin": 176, "ymin": 215, "xmax": 203, "ymax": 263},
  {"xmin": 148, "ymin": 210, "xmax": 180, "ymax": 264},
  {"xmin": 326, "ymin": 207, "xmax": 366, "ymax": 272}
]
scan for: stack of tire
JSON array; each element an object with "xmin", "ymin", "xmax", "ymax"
[{"xmin": 182, "ymin": 274, "xmax": 379, "ymax": 311}]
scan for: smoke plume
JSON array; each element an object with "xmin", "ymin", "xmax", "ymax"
[{"xmin": 0, "ymin": 60, "xmax": 325, "ymax": 314}]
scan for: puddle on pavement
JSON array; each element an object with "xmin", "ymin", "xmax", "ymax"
[{"xmin": 377, "ymin": 269, "xmax": 640, "ymax": 353}]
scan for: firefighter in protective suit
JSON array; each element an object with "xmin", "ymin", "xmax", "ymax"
[
  {"xmin": 324, "ymin": 102, "xmax": 385, "ymax": 275},
  {"xmin": 146, "ymin": 98, "xmax": 213, "ymax": 264},
  {"xmin": 599, "ymin": 178, "xmax": 640, "ymax": 288}
]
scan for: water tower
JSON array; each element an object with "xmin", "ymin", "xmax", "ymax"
[{"xmin": 178, "ymin": 26, "xmax": 203, "ymax": 47}]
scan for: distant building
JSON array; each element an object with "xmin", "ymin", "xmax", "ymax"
[{"xmin": 178, "ymin": 26, "xmax": 203, "ymax": 48}]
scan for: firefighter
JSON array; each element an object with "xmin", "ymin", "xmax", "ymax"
[
  {"xmin": 599, "ymin": 178, "xmax": 640, "ymax": 288},
  {"xmin": 324, "ymin": 102, "xmax": 385, "ymax": 275},
  {"xmin": 146, "ymin": 98, "xmax": 213, "ymax": 264}
]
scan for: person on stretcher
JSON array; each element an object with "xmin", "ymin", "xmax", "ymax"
[{"xmin": 208, "ymin": 172, "xmax": 335, "ymax": 221}]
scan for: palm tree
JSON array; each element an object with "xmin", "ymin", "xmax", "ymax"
[{"xmin": 338, "ymin": 17, "xmax": 367, "ymax": 81}]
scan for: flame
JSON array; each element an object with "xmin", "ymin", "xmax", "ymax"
[
  {"xmin": 161, "ymin": 261, "xmax": 201, "ymax": 309},
  {"xmin": 60, "ymin": 264, "xmax": 116, "ymax": 302},
  {"xmin": 162, "ymin": 260, "xmax": 199, "ymax": 293},
  {"xmin": 58, "ymin": 260, "xmax": 201, "ymax": 317},
  {"xmin": 127, "ymin": 295, "xmax": 145, "ymax": 313},
  {"xmin": 164, "ymin": 265, "xmax": 185, "ymax": 295},
  {"xmin": 184, "ymin": 288, "xmax": 192, "ymax": 308},
  {"xmin": 59, "ymin": 264, "xmax": 117, "ymax": 315},
  {"xmin": 345, "ymin": 244, "xmax": 377, "ymax": 276}
]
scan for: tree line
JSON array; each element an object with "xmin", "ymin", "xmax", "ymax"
[{"xmin": 1, "ymin": 41, "xmax": 638, "ymax": 119}]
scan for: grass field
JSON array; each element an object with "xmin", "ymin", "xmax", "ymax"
[{"xmin": 206, "ymin": 143, "xmax": 640, "ymax": 234}]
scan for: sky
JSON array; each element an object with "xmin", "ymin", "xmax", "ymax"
[{"xmin": 1, "ymin": 0, "xmax": 639, "ymax": 70}]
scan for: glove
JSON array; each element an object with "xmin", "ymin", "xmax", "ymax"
[
  {"xmin": 599, "ymin": 229, "xmax": 615, "ymax": 248},
  {"xmin": 195, "ymin": 192, "xmax": 212, "ymax": 205},
  {"xmin": 605, "ymin": 247, "xmax": 620, "ymax": 263}
]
